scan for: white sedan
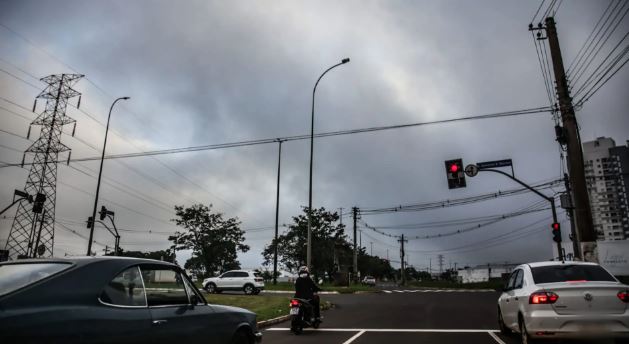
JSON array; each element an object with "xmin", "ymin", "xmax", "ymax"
[{"xmin": 497, "ymin": 261, "xmax": 629, "ymax": 343}]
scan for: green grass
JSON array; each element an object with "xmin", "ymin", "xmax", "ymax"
[
  {"xmin": 204, "ymin": 293, "xmax": 333, "ymax": 322},
  {"xmin": 205, "ymin": 294, "xmax": 292, "ymax": 321},
  {"xmin": 264, "ymin": 281, "xmax": 377, "ymax": 294}
]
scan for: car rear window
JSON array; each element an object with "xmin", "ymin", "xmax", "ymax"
[
  {"xmin": 0, "ymin": 263, "xmax": 71, "ymax": 295},
  {"xmin": 531, "ymin": 265, "xmax": 616, "ymax": 284}
]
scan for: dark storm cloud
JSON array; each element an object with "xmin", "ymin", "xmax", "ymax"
[{"xmin": 0, "ymin": 0, "xmax": 627, "ymax": 268}]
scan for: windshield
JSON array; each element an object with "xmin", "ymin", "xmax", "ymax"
[
  {"xmin": 0, "ymin": 263, "xmax": 71, "ymax": 295},
  {"xmin": 531, "ymin": 265, "xmax": 617, "ymax": 284}
]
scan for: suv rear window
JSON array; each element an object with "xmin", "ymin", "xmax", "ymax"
[
  {"xmin": 0, "ymin": 263, "xmax": 71, "ymax": 295},
  {"xmin": 531, "ymin": 265, "xmax": 616, "ymax": 284}
]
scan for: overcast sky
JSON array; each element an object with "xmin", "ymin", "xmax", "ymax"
[{"xmin": 0, "ymin": 0, "xmax": 627, "ymax": 272}]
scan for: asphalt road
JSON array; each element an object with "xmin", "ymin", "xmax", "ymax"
[{"xmin": 262, "ymin": 288, "xmax": 621, "ymax": 344}]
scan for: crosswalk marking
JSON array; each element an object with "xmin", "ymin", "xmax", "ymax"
[{"xmin": 381, "ymin": 289, "xmax": 495, "ymax": 293}]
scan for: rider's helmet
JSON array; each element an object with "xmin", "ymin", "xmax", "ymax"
[{"xmin": 298, "ymin": 266, "xmax": 309, "ymax": 278}]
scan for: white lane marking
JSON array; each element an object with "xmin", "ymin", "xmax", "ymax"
[
  {"xmin": 342, "ymin": 330, "xmax": 366, "ymax": 344},
  {"xmin": 393, "ymin": 290, "xmax": 404, "ymax": 293},
  {"xmin": 266, "ymin": 328, "xmax": 501, "ymax": 333},
  {"xmin": 382, "ymin": 290, "xmax": 392, "ymax": 293},
  {"xmin": 488, "ymin": 331, "xmax": 507, "ymax": 344}
]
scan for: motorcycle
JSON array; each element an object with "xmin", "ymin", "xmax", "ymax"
[{"xmin": 289, "ymin": 295, "xmax": 321, "ymax": 335}]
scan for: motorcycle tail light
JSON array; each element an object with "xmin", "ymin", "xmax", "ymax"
[{"xmin": 290, "ymin": 299, "xmax": 300, "ymax": 307}]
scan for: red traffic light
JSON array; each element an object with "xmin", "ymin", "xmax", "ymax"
[
  {"xmin": 552, "ymin": 223, "xmax": 560, "ymax": 231},
  {"xmin": 449, "ymin": 164, "xmax": 459, "ymax": 173}
]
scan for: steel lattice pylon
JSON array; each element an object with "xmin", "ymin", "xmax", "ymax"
[{"xmin": 5, "ymin": 74, "xmax": 83, "ymax": 259}]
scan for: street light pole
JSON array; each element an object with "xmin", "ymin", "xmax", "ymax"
[
  {"xmin": 307, "ymin": 58, "xmax": 350, "ymax": 271},
  {"xmin": 273, "ymin": 139, "xmax": 285, "ymax": 284},
  {"xmin": 87, "ymin": 97, "xmax": 129, "ymax": 256}
]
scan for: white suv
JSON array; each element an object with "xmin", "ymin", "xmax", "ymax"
[{"xmin": 203, "ymin": 270, "xmax": 265, "ymax": 295}]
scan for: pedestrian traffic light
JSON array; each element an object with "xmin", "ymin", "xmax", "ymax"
[
  {"xmin": 552, "ymin": 222, "xmax": 561, "ymax": 243},
  {"xmin": 32, "ymin": 193, "xmax": 46, "ymax": 213},
  {"xmin": 445, "ymin": 159, "xmax": 466, "ymax": 189},
  {"xmin": 87, "ymin": 216, "xmax": 94, "ymax": 229}
]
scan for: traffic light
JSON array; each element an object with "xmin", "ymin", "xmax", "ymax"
[
  {"xmin": 445, "ymin": 159, "xmax": 466, "ymax": 189},
  {"xmin": 87, "ymin": 216, "xmax": 94, "ymax": 229},
  {"xmin": 32, "ymin": 193, "xmax": 46, "ymax": 213},
  {"xmin": 552, "ymin": 222, "xmax": 561, "ymax": 243},
  {"xmin": 99, "ymin": 206, "xmax": 114, "ymax": 220}
]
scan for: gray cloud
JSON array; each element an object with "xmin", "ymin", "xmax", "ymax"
[{"xmin": 0, "ymin": 0, "xmax": 627, "ymax": 270}]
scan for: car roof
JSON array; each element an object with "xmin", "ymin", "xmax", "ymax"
[
  {"xmin": 525, "ymin": 261, "xmax": 600, "ymax": 268},
  {"xmin": 0, "ymin": 256, "xmax": 177, "ymax": 268}
]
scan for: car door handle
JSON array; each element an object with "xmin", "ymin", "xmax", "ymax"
[{"xmin": 152, "ymin": 320, "xmax": 168, "ymax": 326}]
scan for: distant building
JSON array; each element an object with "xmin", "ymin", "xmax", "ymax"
[
  {"xmin": 582, "ymin": 137, "xmax": 629, "ymax": 241},
  {"xmin": 457, "ymin": 264, "xmax": 517, "ymax": 284}
]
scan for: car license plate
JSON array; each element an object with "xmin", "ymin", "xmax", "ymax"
[{"xmin": 290, "ymin": 308, "xmax": 299, "ymax": 315}]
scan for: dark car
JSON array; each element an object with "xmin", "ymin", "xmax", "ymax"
[{"xmin": 0, "ymin": 257, "xmax": 262, "ymax": 344}]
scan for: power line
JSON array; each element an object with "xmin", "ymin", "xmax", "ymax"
[
  {"xmin": 0, "ymin": 61, "xmax": 233, "ymax": 211},
  {"xmin": 568, "ymin": 0, "xmax": 627, "ymax": 83},
  {"xmin": 0, "ymin": 106, "xmax": 553, "ymax": 168},
  {"xmin": 359, "ymin": 179, "xmax": 561, "ymax": 215},
  {"xmin": 567, "ymin": 0, "xmax": 617, "ymax": 73}
]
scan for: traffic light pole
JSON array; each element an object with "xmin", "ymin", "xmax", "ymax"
[{"xmin": 479, "ymin": 168, "xmax": 563, "ymax": 260}]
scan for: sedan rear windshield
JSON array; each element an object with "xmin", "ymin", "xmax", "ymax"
[
  {"xmin": 0, "ymin": 263, "xmax": 71, "ymax": 296},
  {"xmin": 531, "ymin": 265, "xmax": 616, "ymax": 284}
]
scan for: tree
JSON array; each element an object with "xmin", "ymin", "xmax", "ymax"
[
  {"xmin": 169, "ymin": 204, "xmax": 249, "ymax": 278},
  {"xmin": 358, "ymin": 249, "xmax": 395, "ymax": 280},
  {"xmin": 262, "ymin": 207, "xmax": 346, "ymax": 279},
  {"xmin": 105, "ymin": 248, "xmax": 174, "ymax": 262}
]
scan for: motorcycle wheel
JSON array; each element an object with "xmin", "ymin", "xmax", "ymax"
[{"xmin": 291, "ymin": 316, "xmax": 303, "ymax": 335}]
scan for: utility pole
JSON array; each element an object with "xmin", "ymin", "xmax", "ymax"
[
  {"xmin": 273, "ymin": 139, "xmax": 284, "ymax": 285},
  {"xmin": 352, "ymin": 207, "xmax": 358, "ymax": 281},
  {"xmin": 398, "ymin": 234, "xmax": 407, "ymax": 285},
  {"xmin": 339, "ymin": 207, "xmax": 343, "ymax": 226},
  {"xmin": 437, "ymin": 254, "xmax": 444, "ymax": 275},
  {"xmin": 542, "ymin": 17, "xmax": 596, "ymax": 246},
  {"xmin": 370, "ymin": 241, "xmax": 373, "ymax": 256},
  {"xmin": 564, "ymin": 173, "xmax": 581, "ymax": 259}
]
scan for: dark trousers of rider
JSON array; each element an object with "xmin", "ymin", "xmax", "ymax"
[{"xmin": 310, "ymin": 296, "xmax": 320, "ymax": 319}]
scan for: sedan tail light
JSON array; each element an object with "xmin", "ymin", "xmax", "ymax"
[
  {"xmin": 618, "ymin": 290, "xmax": 629, "ymax": 303},
  {"xmin": 529, "ymin": 291, "xmax": 559, "ymax": 304},
  {"xmin": 290, "ymin": 299, "xmax": 300, "ymax": 307}
]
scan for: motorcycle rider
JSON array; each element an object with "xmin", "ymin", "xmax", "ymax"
[{"xmin": 294, "ymin": 266, "xmax": 321, "ymax": 321}]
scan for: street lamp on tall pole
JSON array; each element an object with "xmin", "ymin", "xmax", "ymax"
[
  {"xmin": 86, "ymin": 96, "xmax": 130, "ymax": 256},
  {"xmin": 273, "ymin": 138, "xmax": 285, "ymax": 284},
  {"xmin": 307, "ymin": 58, "xmax": 350, "ymax": 271}
]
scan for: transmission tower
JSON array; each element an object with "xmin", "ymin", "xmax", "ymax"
[
  {"xmin": 5, "ymin": 74, "xmax": 83, "ymax": 259},
  {"xmin": 437, "ymin": 254, "xmax": 445, "ymax": 274}
]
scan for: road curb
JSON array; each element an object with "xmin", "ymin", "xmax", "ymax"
[
  {"xmin": 257, "ymin": 301, "xmax": 334, "ymax": 328},
  {"xmin": 262, "ymin": 290, "xmax": 340, "ymax": 295},
  {"xmin": 257, "ymin": 314, "xmax": 291, "ymax": 329}
]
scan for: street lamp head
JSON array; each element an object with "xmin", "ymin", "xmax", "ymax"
[
  {"xmin": 121, "ymin": 96, "xmax": 130, "ymax": 100},
  {"xmin": 341, "ymin": 58, "xmax": 350, "ymax": 64}
]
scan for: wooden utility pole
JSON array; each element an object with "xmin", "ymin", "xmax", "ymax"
[
  {"xmin": 543, "ymin": 17, "xmax": 596, "ymax": 244},
  {"xmin": 398, "ymin": 234, "xmax": 408, "ymax": 285}
]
